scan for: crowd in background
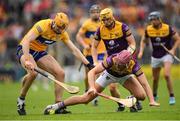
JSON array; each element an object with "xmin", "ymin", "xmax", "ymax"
[{"xmin": 0, "ymin": 0, "xmax": 179, "ymax": 81}]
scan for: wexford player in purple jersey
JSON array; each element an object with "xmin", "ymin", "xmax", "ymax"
[
  {"xmin": 138, "ymin": 11, "xmax": 180, "ymax": 105},
  {"xmin": 92, "ymin": 8, "xmax": 160, "ymax": 111},
  {"xmin": 43, "ymin": 50, "xmax": 149, "ymax": 114}
]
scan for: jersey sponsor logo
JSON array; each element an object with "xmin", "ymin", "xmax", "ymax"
[
  {"xmin": 37, "ymin": 36, "xmax": 56, "ymax": 45},
  {"xmin": 155, "ymin": 37, "xmax": 161, "ymax": 42},
  {"xmin": 109, "ymin": 40, "xmax": 115, "ymax": 46},
  {"xmin": 153, "ymin": 37, "xmax": 164, "ymax": 46},
  {"xmin": 107, "ymin": 40, "xmax": 120, "ymax": 50}
]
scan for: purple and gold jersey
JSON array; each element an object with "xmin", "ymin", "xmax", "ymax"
[
  {"xmin": 19, "ymin": 19, "xmax": 69, "ymax": 51},
  {"xmin": 145, "ymin": 23, "xmax": 176, "ymax": 58},
  {"xmin": 78, "ymin": 19, "xmax": 106, "ymax": 56},
  {"xmin": 102, "ymin": 54, "xmax": 143, "ymax": 77},
  {"xmin": 94, "ymin": 21, "xmax": 131, "ymax": 56}
]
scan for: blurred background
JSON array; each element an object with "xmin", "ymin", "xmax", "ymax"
[{"xmin": 0, "ymin": 0, "xmax": 179, "ymax": 83}]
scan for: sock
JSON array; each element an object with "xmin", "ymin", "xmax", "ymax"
[
  {"xmin": 19, "ymin": 96, "xmax": 25, "ymax": 100},
  {"xmin": 170, "ymin": 93, "xmax": 174, "ymax": 97},
  {"xmin": 117, "ymin": 102, "xmax": 124, "ymax": 107},
  {"xmin": 57, "ymin": 101, "xmax": 66, "ymax": 109},
  {"xmin": 153, "ymin": 93, "xmax": 157, "ymax": 97}
]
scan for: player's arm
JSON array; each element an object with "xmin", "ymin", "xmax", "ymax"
[
  {"xmin": 92, "ymin": 39, "xmax": 100, "ymax": 64},
  {"xmin": 65, "ymin": 39, "xmax": 92, "ymax": 66},
  {"xmin": 138, "ymin": 34, "xmax": 149, "ymax": 59},
  {"xmin": 88, "ymin": 62, "xmax": 105, "ymax": 90},
  {"xmin": 123, "ymin": 24, "xmax": 136, "ymax": 54},
  {"xmin": 170, "ymin": 31, "xmax": 180, "ymax": 55},
  {"xmin": 76, "ymin": 29, "xmax": 90, "ymax": 50},
  {"xmin": 20, "ymin": 29, "xmax": 39, "ymax": 71},
  {"xmin": 126, "ymin": 34, "xmax": 136, "ymax": 54},
  {"xmin": 92, "ymin": 27, "xmax": 101, "ymax": 65},
  {"xmin": 21, "ymin": 29, "xmax": 38, "ymax": 60},
  {"xmin": 138, "ymin": 28, "xmax": 149, "ymax": 59}
]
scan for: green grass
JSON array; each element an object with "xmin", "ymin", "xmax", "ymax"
[{"xmin": 0, "ymin": 65, "xmax": 180, "ymax": 120}]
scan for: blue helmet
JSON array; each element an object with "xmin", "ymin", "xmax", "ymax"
[
  {"xmin": 148, "ymin": 11, "xmax": 161, "ymax": 21},
  {"xmin": 89, "ymin": 4, "xmax": 101, "ymax": 13}
]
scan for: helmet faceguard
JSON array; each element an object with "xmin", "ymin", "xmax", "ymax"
[
  {"xmin": 53, "ymin": 12, "xmax": 69, "ymax": 34},
  {"xmin": 100, "ymin": 8, "xmax": 115, "ymax": 28},
  {"xmin": 89, "ymin": 4, "xmax": 101, "ymax": 13},
  {"xmin": 100, "ymin": 8, "xmax": 114, "ymax": 21}
]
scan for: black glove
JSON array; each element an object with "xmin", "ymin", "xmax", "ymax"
[{"xmin": 85, "ymin": 63, "xmax": 95, "ymax": 70}]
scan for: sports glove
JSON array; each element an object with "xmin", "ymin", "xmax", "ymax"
[{"xmin": 85, "ymin": 63, "xmax": 95, "ymax": 70}]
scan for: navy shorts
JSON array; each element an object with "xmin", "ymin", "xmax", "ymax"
[
  {"xmin": 16, "ymin": 45, "xmax": 48, "ymax": 62},
  {"xmin": 86, "ymin": 53, "xmax": 105, "ymax": 64}
]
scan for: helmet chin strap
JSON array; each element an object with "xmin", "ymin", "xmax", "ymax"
[{"xmin": 92, "ymin": 17, "xmax": 99, "ymax": 22}]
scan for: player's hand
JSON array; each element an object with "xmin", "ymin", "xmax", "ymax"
[
  {"xmin": 87, "ymin": 87, "xmax": 97, "ymax": 95},
  {"xmin": 85, "ymin": 63, "xmax": 95, "ymax": 70},
  {"xmin": 169, "ymin": 49, "xmax": 175, "ymax": 56},
  {"xmin": 93, "ymin": 61, "xmax": 99, "ymax": 66},
  {"xmin": 24, "ymin": 60, "xmax": 35, "ymax": 71},
  {"xmin": 138, "ymin": 52, "xmax": 143, "ymax": 59},
  {"xmin": 84, "ymin": 45, "xmax": 91, "ymax": 50}
]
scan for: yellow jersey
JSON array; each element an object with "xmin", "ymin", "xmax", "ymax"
[
  {"xmin": 78, "ymin": 19, "xmax": 106, "ymax": 56},
  {"xmin": 94, "ymin": 21, "xmax": 132, "ymax": 56},
  {"xmin": 20, "ymin": 19, "xmax": 69, "ymax": 51}
]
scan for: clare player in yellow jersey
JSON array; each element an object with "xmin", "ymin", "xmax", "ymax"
[{"xmin": 16, "ymin": 12, "xmax": 93, "ymax": 115}]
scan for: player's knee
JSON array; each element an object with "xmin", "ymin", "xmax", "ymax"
[
  {"xmin": 54, "ymin": 69, "xmax": 65, "ymax": 79},
  {"xmin": 109, "ymin": 84, "xmax": 117, "ymax": 93},
  {"xmin": 81, "ymin": 95, "xmax": 92, "ymax": 104},
  {"xmin": 29, "ymin": 71, "xmax": 38, "ymax": 78},
  {"xmin": 136, "ymin": 92, "xmax": 146, "ymax": 101}
]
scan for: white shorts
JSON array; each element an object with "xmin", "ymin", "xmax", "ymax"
[
  {"xmin": 151, "ymin": 54, "xmax": 174, "ymax": 68},
  {"xmin": 95, "ymin": 70, "xmax": 133, "ymax": 88}
]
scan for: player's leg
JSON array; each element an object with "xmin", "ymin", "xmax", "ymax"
[
  {"xmin": 17, "ymin": 54, "xmax": 38, "ymax": 115},
  {"xmin": 136, "ymin": 73, "xmax": 159, "ymax": 106},
  {"xmin": 163, "ymin": 61, "xmax": 175, "ymax": 105},
  {"xmin": 37, "ymin": 54, "xmax": 71, "ymax": 114},
  {"xmin": 152, "ymin": 67, "xmax": 161, "ymax": 101},
  {"xmin": 37, "ymin": 54, "xmax": 64, "ymax": 102},
  {"xmin": 109, "ymin": 83, "xmax": 120, "ymax": 100},
  {"xmin": 108, "ymin": 83, "xmax": 124, "ymax": 112},
  {"xmin": 64, "ymin": 83, "xmax": 104, "ymax": 106},
  {"xmin": 84, "ymin": 67, "xmax": 89, "ymax": 91},
  {"xmin": 123, "ymin": 76, "xmax": 146, "ymax": 112},
  {"xmin": 44, "ymin": 82, "xmax": 104, "ymax": 115},
  {"xmin": 84, "ymin": 55, "xmax": 99, "ymax": 105},
  {"xmin": 151, "ymin": 57, "xmax": 162, "ymax": 101}
]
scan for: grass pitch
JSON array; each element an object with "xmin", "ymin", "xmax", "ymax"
[{"xmin": 0, "ymin": 66, "xmax": 180, "ymax": 120}]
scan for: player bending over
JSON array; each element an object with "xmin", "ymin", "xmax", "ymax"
[{"xmin": 43, "ymin": 50, "xmax": 159, "ymax": 115}]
